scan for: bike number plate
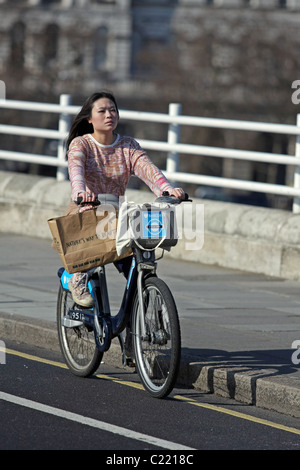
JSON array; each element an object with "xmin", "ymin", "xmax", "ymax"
[{"xmin": 69, "ymin": 310, "xmax": 86, "ymax": 322}]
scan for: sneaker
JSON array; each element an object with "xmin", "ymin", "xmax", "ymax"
[{"xmin": 68, "ymin": 272, "xmax": 94, "ymax": 308}]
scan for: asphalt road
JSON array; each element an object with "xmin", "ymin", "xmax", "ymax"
[
  {"xmin": 1, "ymin": 341, "xmax": 300, "ymax": 451},
  {"xmin": 1, "ymin": 233, "xmax": 300, "ymax": 419}
]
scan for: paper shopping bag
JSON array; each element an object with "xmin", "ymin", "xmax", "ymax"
[{"xmin": 48, "ymin": 207, "xmax": 131, "ymax": 274}]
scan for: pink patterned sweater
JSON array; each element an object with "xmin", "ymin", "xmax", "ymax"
[{"xmin": 67, "ymin": 133, "xmax": 174, "ymax": 200}]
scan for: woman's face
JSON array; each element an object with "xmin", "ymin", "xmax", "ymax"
[{"xmin": 88, "ymin": 97, "xmax": 119, "ymax": 134}]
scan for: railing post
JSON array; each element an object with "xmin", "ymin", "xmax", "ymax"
[
  {"xmin": 56, "ymin": 94, "xmax": 71, "ymax": 181},
  {"xmin": 166, "ymin": 103, "xmax": 181, "ymax": 184},
  {"xmin": 292, "ymin": 113, "xmax": 300, "ymax": 214}
]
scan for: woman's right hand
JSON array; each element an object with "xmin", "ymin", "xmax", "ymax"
[{"xmin": 77, "ymin": 191, "xmax": 96, "ymax": 203}]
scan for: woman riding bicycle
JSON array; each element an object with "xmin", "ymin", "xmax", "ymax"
[{"xmin": 65, "ymin": 91, "xmax": 185, "ymax": 307}]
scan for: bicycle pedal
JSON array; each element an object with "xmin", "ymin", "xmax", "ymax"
[{"xmin": 61, "ymin": 317, "xmax": 83, "ymax": 328}]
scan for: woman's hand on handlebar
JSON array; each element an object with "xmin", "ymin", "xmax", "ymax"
[
  {"xmin": 77, "ymin": 191, "xmax": 97, "ymax": 203},
  {"xmin": 156, "ymin": 190, "xmax": 192, "ymax": 204},
  {"xmin": 76, "ymin": 192, "xmax": 99, "ymax": 212},
  {"xmin": 171, "ymin": 187, "xmax": 186, "ymax": 200}
]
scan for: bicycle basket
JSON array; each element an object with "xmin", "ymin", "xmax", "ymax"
[{"xmin": 116, "ymin": 202, "xmax": 178, "ymax": 254}]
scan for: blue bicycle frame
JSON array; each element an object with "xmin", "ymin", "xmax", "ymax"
[{"xmin": 57, "ymin": 247, "xmax": 157, "ymax": 359}]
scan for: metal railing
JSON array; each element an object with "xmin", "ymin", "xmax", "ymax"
[{"xmin": 0, "ymin": 94, "xmax": 300, "ymax": 212}]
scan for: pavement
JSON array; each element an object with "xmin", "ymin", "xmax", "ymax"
[{"xmin": 1, "ymin": 233, "xmax": 300, "ymax": 418}]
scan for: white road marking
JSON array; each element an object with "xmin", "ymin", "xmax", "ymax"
[{"xmin": 0, "ymin": 391, "xmax": 195, "ymax": 450}]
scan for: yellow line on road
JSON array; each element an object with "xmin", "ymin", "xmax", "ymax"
[
  {"xmin": 5, "ymin": 348, "xmax": 300, "ymax": 437},
  {"xmin": 173, "ymin": 395, "xmax": 300, "ymax": 436},
  {"xmin": 5, "ymin": 347, "xmax": 68, "ymax": 369}
]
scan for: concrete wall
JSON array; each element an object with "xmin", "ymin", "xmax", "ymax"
[{"xmin": 1, "ymin": 170, "xmax": 300, "ymax": 281}]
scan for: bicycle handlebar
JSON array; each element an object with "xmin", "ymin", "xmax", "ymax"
[
  {"xmin": 76, "ymin": 197, "xmax": 100, "ymax": 206},
  {"xmin": 155, "ymin": 191, "xmax": 192, "ymax": 204},
  {"xmin": 76, "ymin": 191, "xmax": 192, "ymax": 206}
]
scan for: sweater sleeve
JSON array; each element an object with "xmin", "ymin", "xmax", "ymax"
[
  {"xmin": 67, "ymin": 137, "xmax": 88, "ymax": 199},
  {"xmin": 130, "ymin": 139, "xmax": 175, "ymax": 196}
]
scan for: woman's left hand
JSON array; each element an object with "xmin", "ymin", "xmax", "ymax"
[{"xmin": 171, "ymin": 187, "xmax": 186, "ymax": 200}]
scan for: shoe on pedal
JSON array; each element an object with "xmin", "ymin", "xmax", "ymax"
[{"xmin": 68, "ymin": 273, "xmax": 94, "ymax": 308}]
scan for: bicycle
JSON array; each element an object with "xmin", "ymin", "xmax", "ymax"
[{"xmin": 56, "ymin": 192, "xmax": 191, "ymax": 398}]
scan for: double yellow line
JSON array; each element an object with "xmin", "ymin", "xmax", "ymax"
[{"xmin": 3, "ymin": 347, "xmax": 300, "ymax": 437}]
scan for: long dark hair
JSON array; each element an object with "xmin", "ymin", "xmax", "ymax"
[{"xmin": 66, "ymin": 91, "xmax": 119, "ymax": 150}]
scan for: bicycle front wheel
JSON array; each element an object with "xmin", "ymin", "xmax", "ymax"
[
  {"xmin": 57, "ymin": 285, "xmax": 103, "ymax": 377},
  {"xmin": 132, "ymin": 277, "xmax": 181, "ymax": 398}
]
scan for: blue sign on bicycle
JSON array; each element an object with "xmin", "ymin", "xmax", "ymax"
[{"xmin": 142, "ymin": 211, "xmax": 165, "ymax": 238}]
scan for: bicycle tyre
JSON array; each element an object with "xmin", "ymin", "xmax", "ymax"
[
  {"xmin": 57, "ymin": 284, "xmax": 103, "ymax": 377},
  {"xmin": 132, "ymin": 277, "xmax": 181, "ymax": 398}
]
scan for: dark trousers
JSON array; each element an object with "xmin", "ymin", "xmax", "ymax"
[{"xmin": 114, "ymin": 255, "xmax": 133, "ymax": 279}]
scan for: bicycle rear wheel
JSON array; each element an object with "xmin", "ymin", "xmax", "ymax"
[
  {"xmin": 132, "ymin": 277, "xmax": 181, "ymax": 398},
  {"xmin": 57, "ymin": 285, "xmax": 103, "ymax": 377}
]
